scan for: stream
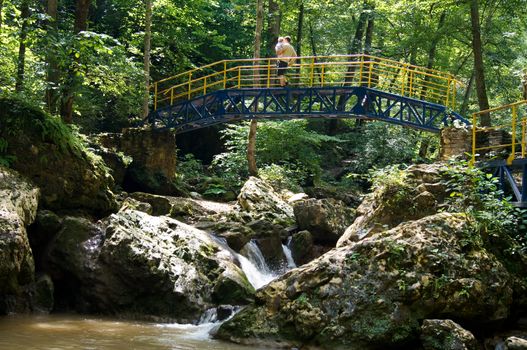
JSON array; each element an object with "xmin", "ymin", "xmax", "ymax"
[
  {"xmin": 0, "ymin": 239, "xmax": 297, "ymax": 349},
  {"xmin": 0, "ymin": 314, "xmax": 264, "ymax": 350}
]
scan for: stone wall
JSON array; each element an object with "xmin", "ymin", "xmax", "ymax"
[
  {"xmin": 440, "ymin": 125, "xmax": 513, "ymax": 161},
  {"xmin": 96, "ymin": 128, "xmax": 178, "ymax": 195},
  {"xmin": 440, "ymin": 126, "xmax": 472, "ymax": 160},
  {"xmin": 120, "ymin": 128, "xmax": 177, "ymax": 180}
]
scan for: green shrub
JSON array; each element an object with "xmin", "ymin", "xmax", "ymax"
[
  {"xmin": 441, "ymin": 159, "xmax": 516, "ymax": 236},
  {"xmin": 211, "ymin": 120, "xmax": 344, "ymax": 191}
]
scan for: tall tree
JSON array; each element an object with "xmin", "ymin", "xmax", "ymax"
[
  {"xmin": 248, "ymin": 0, "xmax": 264, "ymax": 176},
  {"xmin": 332, "ymin": 2, "xmax": 369, "ymax": 134},
  {"xmin": 45, "ymin": 0, "xmax": 60, "ymax": 113},
  {"xmin": 61, "ymin": 0, "xmax": 92, "ymax": 123},
  {"xmin": 266, "ymin": 0, "xmax": 280, "ymax": 57},
  {"xmin": 363, "ymin": 4, "xmax": 374, "ymax": 55},
  {"xmin": 142, "ymin": 0, "xmax": 152, "ymax": 119},
  {"xmin": 296, "ymin": 1, "xmax": 304, "ymax": 58},
  {"xmin": 15, "ymin": 0, "xmax": 30, "ymax": 93},
  {"xmin": 469, "ymin": 0, "xmax": 490, "ymax": 126},
  {"xmin": 460, "ymin": 71, "xmax": 475, "ymax": 117},
  {"xmin": 348, "ymin": 3, "xmax": 368, "ymax": 56}
]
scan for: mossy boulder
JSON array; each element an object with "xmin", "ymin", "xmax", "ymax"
[
  {"xmin": 237, "ymin": 177, "xmax": 295, "ymax": 225},
  {"xmin": 293, "ymin": 198, "xmax": 355, "ymax": 245},
  {"xmin": 38, "ymin": 208, "xmax": 255, "ymax": 321},
  {"xmin": 217, "ymin": 213, "xmax": 517, "ymax": 349},
  {"xmin": 338, "ymin": 164, "xmax": 444, "ymax": 247},
  {"xmin": 0, "ymin": 97, "xmax": 117, "ymax": 216},
  {"xmin": 0, "ymin": 166, "xmax": 39, "ymax": 314},
  {"xmin": 420, "ymin": 319, "xmax": 478, "ymax": 350},
  {"xmin": 290, "ymin": 230, "xmax": 315, "ymax": 265}
]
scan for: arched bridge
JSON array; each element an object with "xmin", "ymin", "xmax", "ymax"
[{"xmin": 148, "ymin": 54, "xmax": 469, "ymax": 133}]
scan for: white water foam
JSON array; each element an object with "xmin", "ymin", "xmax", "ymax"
[
  {"xmin": 236, "ymin": 252, "xmax": 276, "ymax": 289},
  {"xmin": 282, "ymin": 244, "xmax": 296, "ymax": 269}
]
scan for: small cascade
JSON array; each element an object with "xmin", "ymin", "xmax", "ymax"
[
  {"xmin": 282, "ymin": 244, "xmax": 296, "ymax": 269},
  {"xmin": 198, "ymin": 308, "xmax": 218, "ymax": 324},
  {"xmin": 241, "ymin": 240, "xmax": 272, "ymax": 273},
  {"xmin": 236, "ymin": 252, "xmax": 276, "ymax": 290},
  {"xmin": 211, "ymin": 235, "xmax": 277, "ymax": 290}
]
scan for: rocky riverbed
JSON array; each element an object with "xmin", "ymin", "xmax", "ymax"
[{"xmin": 2, "ymin": 100, "xmax": 527, "ymax": 349}]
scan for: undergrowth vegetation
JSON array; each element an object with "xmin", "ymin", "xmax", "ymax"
[
  {"xmin": 441, "ymin": 159, "xmax": 527, "ymax": 253},
  {"xmin": 0, "ymin": 96, "xmax": 94, "ymax": 166}
]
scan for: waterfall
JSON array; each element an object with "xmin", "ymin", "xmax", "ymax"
[
  {"xmin": 241, "ymin": 241, "xmax": 271, "ymax": 274},
  {"xmin": 237, "ymin": 241, "xmax": 277, "ymax": 289},
  {"xmin": 282, "ymin": 244, "xmax": 296, "ymax": 269},
  {"xmin": 210, "ymin": 235, "xmax": 276, "ymax": 290}
]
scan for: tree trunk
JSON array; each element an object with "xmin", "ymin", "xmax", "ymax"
[
  {"xmin": 334, "ymin": 4, "xmax": 368, "ymax": 133},
  {"xmin": 15, "ymin": 0, "xmax": 30, "ymax": 93},
  {"xmin": 267, "ymin": 0, "xmax": 280, "ymax": 57},
  {"xmin": 420, "ymin": 11, "xmax": 446, "ymax": 100},
  {"xmin": 60, "ymin": 0, "xmax": 91, "ymax": 123},
  {"xmin": 45, "ymin": 0, "xmax": 60, "ymax": 113},
  {"xmin": 418, "ymin": 133, "xmax": 430, "ymax": 159},
  {"xmin": 470, "ymin": 0, "xmax": 490, "ymax": 126},
  {"xmin": 460, "ymin": 71, "xmax": 475, "ymax": 117},
  {"xmin": 364, "ymin": 5, "xmax": 374, "ymax": 55},
  {"xmin": 296, "ymin": 1, "xmax": 304, "ymax": 59},
  {"xmin": 247, "ymin": 0, "xmax": 264, "ymax": 177},
  {"xmin": 74, "ymin": 0, "xmax": 90, "ymax": 32},
  {"xmin": 309, "ymin": 20, "xmax": 317, "ymax": 57},
  {"xmin": 142, "ymin": 0, "xmax": 152, "ymax": 119},
  {"xmin": 344, "ymin": 4, "xmax": 367, "ymax": 84},
  {"xmin": 0, "ymin": 0, "xmax": 4, "ymax": 29}
]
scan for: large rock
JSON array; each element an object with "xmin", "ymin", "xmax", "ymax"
[
  {"xmin": 290, "ymin": 230, "xmax": 314, "ymax": 265},
  {"xmin": 293, "ymin": 198, "xmax": 355, "ymax": 244},
  {"xmin": 338, "ymin": 164, "xmax": 445, "ymax": 247},
  {"xmin": 420, "ymin": 319, "xmax": 478, "ymax": 350},
  {"xmin": 0, "ymin": 167, "xmax": 39, "ymax": 314},
  {"xmin": 506, "ymin": 336, "xmax": 527, "ymax": 350},
  {"xmin": 128, "ymin": 192, "xmax": 216, "ymax": 223},
  {"xmin": 0, "ymin": 97, "xmax": 117, "ymax": 216},
  {"xmin": 217, "ymin": 213, "xmax": 516, "ymax": 349},
  {"xmin": 237, "ymin": 177, "xmax": 295, "ymax": 225},
  {"xmin": 40, "ymin": 209, "xmax": 255, "ymax": 321}
]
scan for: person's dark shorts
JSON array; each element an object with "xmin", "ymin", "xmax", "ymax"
[{"xmin": 276, "ymin": 60, "xmax": 288, "ymax": 76}]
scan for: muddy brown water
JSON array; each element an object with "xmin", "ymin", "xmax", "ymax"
[{"xmin": 0, "ymin": 314, "xmax": 263, "ymax": 350}]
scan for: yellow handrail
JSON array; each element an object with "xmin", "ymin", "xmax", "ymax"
[
  {"xmin": 471, "ymin": 100, "xmax": 527, "ymax": 165},
  {"xmin": 151, "ymin": 54, "xmax": 462, "ymax": 111}
]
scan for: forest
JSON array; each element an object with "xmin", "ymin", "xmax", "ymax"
[
  {"xmin": 3, "ymin": 1, "xmax": 527, "ymax": 349},
  {"xmin": 2, "ymin": 0, "xmax": 527, "ymax": 189}
]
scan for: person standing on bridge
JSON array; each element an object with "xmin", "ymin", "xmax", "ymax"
[{"xmin": 276, "ymin": 36, "xmax": 297, "ymax": 87}]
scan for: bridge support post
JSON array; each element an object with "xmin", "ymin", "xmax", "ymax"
[
  {"xmin": 119, "ymin": 128, "xmax": 178, "ymax": 195},
  {"xmin": 440, "ymin": 126, "xmax": 472, "ymax": 160}
]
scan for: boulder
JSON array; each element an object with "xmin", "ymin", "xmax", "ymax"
[
  {"xmin": 199, "ymin": 220, "xmax": 253, "ymax": 252},
  {"xmin": 290, "ymin": 230, "xmax": 314, "ymax": 265},
  {"xmin": 338, "ymin": 164, "xmax": 444, "ymax": 247},
  {"xmin": 507, "ymin": 337, "xmax": 527, "ymax": 350},
  {"xmin": 217, "ymin": 213, "xmax": 515, "ymax": 349},
  {"xmin": 32, "ymin": 274, "xmax": 54, "ymax": 314},
  {"xmin": 0, "ymin": 97, "xmax": 117, "ymax": 216},
  {"xmin": 40, "ymin": 209, "xmax": 255, "ymax": 321},
  {"xmin": 128, "ymin": 192, "xmax": 216, "ymax": 223},
  {"xmin": 420, "ymin": 319, "xmax": 478, "ymax": 350},
  {"xmin": 0, "ymin": 166, "xmax": 39, "ymax": 314},
  {"xmin": 119, "ymin": 197, "xmax": 153, "ymax": 214},
  {"xmin": 237, "ymin": 177, "xmax": 295, "ymax": 225},
  {"xmin": 87, "ymin": 135, "xmax": 131, "ymax": 190},
  {"xmin": 293, "ymin": 198, "xmax": 355, "ymax": 244},
  {"xmin": 254, "ymin": 235, "xmax": 286, "ymax": 271}
]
